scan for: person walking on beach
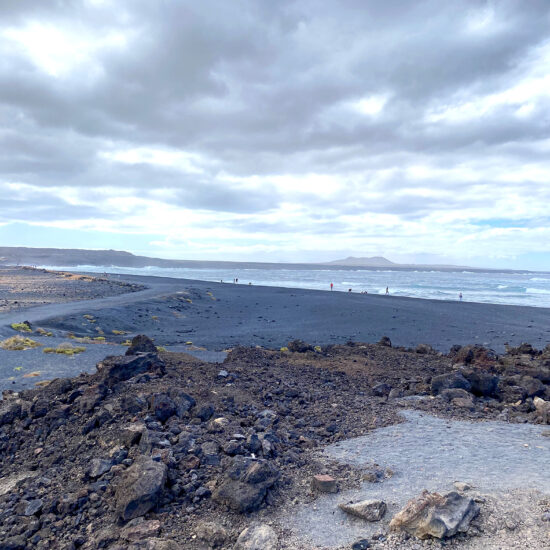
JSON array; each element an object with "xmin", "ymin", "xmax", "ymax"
[
  {"xmin": 385, "ymin": 286, "xmax": 389, "ymax": 295},
  {"xmin": 330, "ymin": 283, "xmax": 333, "ymax": 291},
  {"xmin": 459, "ymin": 292, "xmax": 463, "ymax": 301}
]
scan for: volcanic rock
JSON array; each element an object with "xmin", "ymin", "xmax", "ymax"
[
  {"xmin": 126, "ymin": 334, "xmax": 158, "ymax": 355},
  {"xmin": 339, "ymin": 499, "xmax": 386, "ymax": 521},
  {"xmin": 431, "ymin": 372, "xmax": 471, "ymax": 395},
  {"xmin": 115, "ymin": 456, "xmax": 167, "ymax": 522},
  {"xmin": 212, "ymin": 456, "xmax": 279, "ymax": 513},
  {"xmin": 234, "ymin": 524, "xmax": 278, "ymax": 550},
  {"xmin": 389, "ymin": 490, "xmax": 479, "ymax": 539},
  {"xmin": 97, "ymin": 353, "xmax": 166, "ymax": 387}
]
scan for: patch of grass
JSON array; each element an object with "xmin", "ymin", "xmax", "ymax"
[
  {"xmin": 10, "ymin": 322, "xmax": 32, "ymax": 333},
  {"xmin": 112, "ymin": 330, "xmax": 127, "ymax": 335},
  {"xmin": 156, "ymin": 346, "xmax": 167, "ymax": 352},
  {"xmin": 83, "ymin": 314, "xmax": 94, "ymax": 320},
  {"xmin": 23, "ymin": 371, "xmax": 41, "ymax": 378},
  {"xmin": 35, "ymin": 328, "xmax": 53, "ymax": 337},
  {"xmin": 93, "ymin": 336, "xmax": 106, "ymax": 342},
  {"xmin": 185, "ymin": 341, "xmax": 193, "ymax": 345},
  {"xmin": 121, "ymin": 339, "xmax": 132, "ymax": 346},
  {"xmin": 43, "ymin": 343, "xmax": 86, "ymax": 355},
  {"xmin": 314, "ymin": 345, "xmax": 322, "ymax": 353},
  {"xmin": 1, "ymin": 336, "xmax": 42, "ymax": 351},
  {"xmin": 151, "ymin": 315, "xmax": 159, "ymax": 320},
  {"xmin": 35, "ymin": 380, "xmax": 51, "ymax": 387},
  {"xmin": 185, "ymin": 299, "xmax": 192, "ymax": 303},
  {"xmin": 280, "ymin": 346, "xmax": 289, "ymax": 352}
]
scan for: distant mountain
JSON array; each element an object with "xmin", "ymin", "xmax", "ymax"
[
  {"xmin": 0, "ymin": 246, "xmax": 532, "ymax": 274},
  {"xmin": 324, "ymin": 256, "xmax": 396, "ymax": 267}
]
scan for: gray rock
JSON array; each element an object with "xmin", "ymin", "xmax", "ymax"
[
  {"xmin": 115, "ymin": 456, "xmax": 167, "ymax": 521},
  {"xmin": 431, "ymin": 372, "xmax": 471, "ymax": 395},
  {"xmin": 88, "ymin": 458, "xmax": 112, "ymax": 479},
  {"xmin": 24, "ymin": 499, "xmax": 43, "ymax": 516},
  {"xmin": 149, "ymin": 393, "xmax": 177, "ymax": 423},
  {"xmin": 0, "ymin": 401, "xmax": 22, "ymax": 426},
  {"xmin": 97, "ymin": 354, "xmax": 165, "ymax": 387},
  {"xmin": 463, "ymin": 370, "xmax": 499, "ymax": 397},
  {"xmin": 338, "ymin": 499, "xmax": 386, "ymax": 521},
  {"xmin": 234, "ymin": 524, "xmax": 278, "ymax": 550},
  {"xmin": 195, "ymin": 520, "xmax": 227, "ymax": 548},
  {"xmin": 212, "ymin": 457, "xmax": 279, "ymax": 513},
  {"xmin": 389, "ymin": 490, "xmax": 479, "ymax": 539}
]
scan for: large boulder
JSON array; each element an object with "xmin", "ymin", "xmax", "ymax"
[
  {"xmin": 234, "ymin": 524, "xmax": 278, "ymax": 550},
  {"xmin": 97, "ymin": 354, "xmax": 165, "ymax": 387},
  {"xmin": 126, "ymin": 334, "xmax": 158, "ymax": 355},
  {"xmin": 149, "ymin": 393, "xmax": 177, "ymax": 423},
  {"xmin": 463, "ymin": 370, "xmax": 499, "ymax": 397},
  {"xmin": 213, "ymin": 457, "xmax": 279, "ymax": 513},
  {"xmin": 389, "ymin": 490, "xmax": 479, "ymax": 539},
  {"xmin": 0, "ymin": 400, "xmax": 22, "ymax": 427},
  {"xmin": 115, "ymin": 456, "xmax": 167, "ymax": 522},
  {"xmin": 431, "ymin": 372, "xmax": 471, "ymax": 395}
]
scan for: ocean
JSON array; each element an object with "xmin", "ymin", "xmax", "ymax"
[{"xmin": 42, "ymin": 264, "xmax": 550, "ymax": 309}]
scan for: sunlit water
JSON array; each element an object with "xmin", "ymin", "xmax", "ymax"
[{"xmin": 42, "ymin": 265, "xmax": 550, "ymax": 308}]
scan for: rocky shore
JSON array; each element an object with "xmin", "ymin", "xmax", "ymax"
[{"xmin": 0, "ymin": 335, "xmax": 549, "ymax": 549}]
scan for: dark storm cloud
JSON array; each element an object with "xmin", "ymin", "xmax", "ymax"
[{"xmin": 1, "ymin": 0, "xmax": 550, "ymax": 255}]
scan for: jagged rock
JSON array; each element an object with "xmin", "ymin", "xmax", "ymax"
[
  {"xmin": 0, "ymin": 400, "xmax": 22, "ymax": 426},
  {"xmin": 287, "ymin": 339, "xmax": 313, "ymax": 353},
  {"xmin": 120, "ymin": 519, "xmax": 162, "ymax": 541},
  {"xmin": 135, "ymin": 539, "xmax": 181, "ymax": 550},
  {"xmin": 520, "ymin": 376, "xmax": 546, "ymax": 398},
  {"xmin": 195, "ymin": 521, "xmax": 227, "ymax": 548},
  {"xmin": 87, "ymin": 458, "xmax": 112, "ymax": 479},
  {"xmin": 378, "ymin": 336, "xmax": 392, "ymax": 347},
  {"xmin": 351, "ymin": 540, "xmax": 370, "ymax": 550},
  {"xmin": 431, "ymin": 372, "xmax": 471, "ymax": 395},
  {"xmin": 115, "ymin": 456, "xmax": 167, "ymax": 521},
  {"xmin": 213, "ymin": 457, "xmax": 279, "ymax": 512},
  {"xmin": 24, "ymin": 498, "xmax": 43, "ymax": 516},
  {"xmin": 149, "ymin": 393, "xmax": 177, "ymax": 423},
  {"xmin": 339, "ymin": 499, "xmax": 386, "ymax": 521},
  {"xmin": 126, "ymin": 334, "xmax": 158, "ymax": 355},
  {"xmin": 97, "ymin": 354, "xmax": 165, "ymax": 387},
  {"xmin": 119, "ymin": 424, "xmax": 146, "ymax": 447},
  {"xmin": 234, "ymin": 524, "xmax": 278, "ymax": 550},
  {"xmin": 439, "ymin": 388, "xmax": 472, "ymax": 402},
  {"xmin": 463, "ymin": 370, "xmax": 499, "ymax": 397},
  {"xmin": 77, "ymin": 384, "xmax": 107, "ymax": 413},
  {"xmin": 389, "ymin": 490, "xmax": 479, "ymax": 539},
  {"xmin": 195, "ymin": 404, "xmax": 214, "ymax": 422},
  {"xmin": 168, "ymin": 389, "xmax": 196, "ymax": 417}
]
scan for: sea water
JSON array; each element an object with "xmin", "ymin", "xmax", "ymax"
[{"xmin": 42, "ymin": 264, "xmax": 550, "ymax": 308}]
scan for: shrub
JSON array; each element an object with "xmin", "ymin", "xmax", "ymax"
[
  {"xmin": 1, "ymin": 336, "xmax": 41, "ymax": 350},
  {"xmin": 10, "ymin": 322, "xmax": 32, "ymax": 333}
]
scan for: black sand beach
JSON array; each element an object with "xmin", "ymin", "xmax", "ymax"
[{"xmin": 1, "ymin": 268, "xmax": 550, "ymax": 391}]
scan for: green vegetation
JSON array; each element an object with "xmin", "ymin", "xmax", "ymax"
[
  {"xmin": 43, "ymin": 343, "xmax": 86, "ymax": 355},
  {"xmin": 83, "ymin": 314, "xmax": 94, "ymax": 320},
  {"xmin": 185, "ymin": 341, "xmax": 193, "ymax": 345},
  {"xmin": 1, "ymin": 336, "xmax": 42, "ymax": 350},
  {"xmin": 93, "ymin": 336, "xmax": 106, "ymax": 342},
  {"xmin": 35, "ymin": 327, "xmax": 53, "ymax": 337},
  {"xmin": 112, "ymin": 330, "xmax": 127, "ymax": 335},
  {"xmin": 314, "ymin": 345, "xmax": 322, "ymax": 353},
  {"xmin": 10, "ymin": 322, "xmax": 32, "ymax": 333},
  {"xmin": 156, "ymin": 345, "xmax": 167, "ymax": 352},
  {"xmin": 280, "ymin": 346, "xmax": 289, "ymax": 352},
  {"xmin": 121, "ymin": 339, "xmax": 132, "ymax": 346}
]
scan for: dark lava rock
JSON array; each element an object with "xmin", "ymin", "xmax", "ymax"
[
  {"xmin": 378, "ymin": 336, "xmax": 392, "ymax": 347},
  {"xmin": 463, "ymin": 370, "xmax": 500, "ymax": 397},
  {"xmin": 439, "ymin": 388, "xmax": 472, "ymax": 402},
  {"xmin": 287, "ymin": 339, "xmax": 313, "ymax": 353},
  {"xmin": 415, "ymin": 344, "xmax": 434, "ymax": 355},
  {"xmin": 520, "ymin": 376, "xmax": 546, "ymax": 397},
  {"xmin": 195, "ymin": 404, "xmax": 214, "ymax": 422},
  {"xmin": 97, "ymin": 354, "xmax": 165, "ymax": 387},
  {"xmin": 372, "ymin": 383, "xmax": 392, "ymax": 397},
  {"xmin": 213, "ymin": 456, "xmax": 280, "ymax": 512},
  {"xmin": 87, "ymin": 458, "xmax": 113, "ymax": 479},
  {"xmin": 126, "ymin": 334, "xmax": 158, "ymax": 355},
  {"xmin": 351, "ymin": 539, "xmax": 371, "ymax": 549},
  {"xmin": 168, "ymin": 390, "xmax": 196, "ymax": 418},
  {"xmin": 0, "ymin": 400, "xmax": 22, "ymax": 426},
  {"xmin": 431, "ymin": 372, "xmax": 471, "ymax": 395},
  {"xmin": 115, "ymin": 456, "xmax": 167, "ymax": 522},
  {"xmin": 149, "ymin": 393, "xmax": 177, "ymax": 423}
]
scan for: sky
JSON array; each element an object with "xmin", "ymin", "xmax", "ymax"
[{"xmin": 1, "ymin": 0, "xmax": 550, "ymax": 270}]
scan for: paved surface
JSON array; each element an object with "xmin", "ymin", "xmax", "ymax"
[{"xmin": 288, "ymin": 410, "xmax": 550, "ymax": 547}]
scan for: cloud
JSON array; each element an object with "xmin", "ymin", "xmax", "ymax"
[{"xmin": 1, "ymin": 0, "xmax": 550, "ymax": 266}]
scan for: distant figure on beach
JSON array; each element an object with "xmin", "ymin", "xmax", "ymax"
[
  {"xmin": 385, "ymin": 286, "xmax": 389, "ymax": 295},
  {"xmin": 348, "ymin": 288, "xmax": 352, "ymax": 292},
  {"xmin": 330, "ymin": 283, "xmax": 333, "ymax": 291},
  {"xmin": 459, "ymin": 292, "xmax": 463, "ymax": 301}
]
